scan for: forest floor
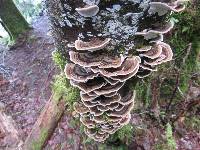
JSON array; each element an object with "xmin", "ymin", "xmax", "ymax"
[
  {"xmin": 0, "ymin": 15, "xmax": 81, "ymax": 150},
  {"xmin": 0, "ymin": 16, "xmax": 57, "ymax": 149},
  {"xmin": 0, "ymin": 15, "xmax": 199, "ymax": 150}
]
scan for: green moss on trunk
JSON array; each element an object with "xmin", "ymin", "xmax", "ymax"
[{"xmin": 0, "ymin": 0, "xmax": 30, "ymax": 41}]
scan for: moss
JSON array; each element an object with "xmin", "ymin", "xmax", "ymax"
[
  {"xmin": 107, "ymin": 124, "xmax": 134, "ymax": 145},
  {"xmin": 52, "ymin": 74, "xmax": 80, "ymax": 111},
  {"xmin": 185, "ymin": 116, "xmax": 200, "ymax": 132},
  {"xmin": 153, "ymin": 123, "xmax": 176, "ymax": 150},
  {"xmin": 99, "ymin": 144, "xmax": 128, "ymax": 150},
  {"xmin": 165, "ymin": 123, "xmax": 176, "ymax": 150},
  {"xmin": 52, "ymin": 50, "xmax": 67, "ymax": 71},
  {"xmin": 134, "ymin": 79, "xmax": 151, "ymax": 108},
  {"xmin": 0, "ymin": 0, "xmax": 30, "ymax": 41},
  {"xmin": 31, "ymin": 128, "xmax": 48, "ymax": 150}
]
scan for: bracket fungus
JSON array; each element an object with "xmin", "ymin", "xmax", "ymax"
[
  {"xmin": 48, "ymin": 0, "xmax": 187, "ymax": 142},
  {"xmin": 74, "ymin": 38, "xmax": 111, "ymax": 51},
  {"xmin": 149, "ymin": 0, "xmax": 189, "ymax": 16},
  {"xmin": 76, "ymin": 5, "xmax": 99, "ymax": 17}
]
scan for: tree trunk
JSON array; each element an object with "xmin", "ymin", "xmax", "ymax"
[
  {"xmin": 45, "ymin": 0, "xmax": 184, "ymax": 146},
  {"xmin": 23, "ymin": 96, "xmax": 65, "ymax": 150},
  {"xmin": 0, "ymin": 0, "xmax": 30, "ymax": 41}
]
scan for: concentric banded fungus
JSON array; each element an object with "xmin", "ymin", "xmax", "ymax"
[
  {"xmin": 92, "ymin": 95, "xmax": 121, "ymax": 106},
  {"xmin": 64, "ymin": 63, "xmax": 98, "ymax": 82},
  {"xmin": 69, "ymin": 51, "xmax": 125, "ymax": 68},
  {"xmin": 139, "ymin": 44, "xmax": 162, "ymax": 59},
  {"xmin": 135, "ymin": 21, "xmax": 174, "ymax": 41},
  {"xmin": 51, "ymin": 0, "xmax": 188, "ymax": 142},
  {"xmin": 93, "ymin": 82, "xmax": 125, "ymax": 95},
  {"xmin": 74, "ymin": 38, "xmax": 111, "ymax": 51},
  {"xmin": 70, "ymin": 77, "xmax": 106, "ymax": 93},
  {"xmin": 74, "ymin": 102, "xmax": 90, "ymax": 115},
  {"xmin": 92, "ymin": 57, "xmax": 141, "ymax": 78},
  {"xmin": 144, "ymin": 41, "xmax": 173, "ymax": 66},
  {"xmin": 80, "ymin": 116, "xmax": 96, "ymax": 128}
]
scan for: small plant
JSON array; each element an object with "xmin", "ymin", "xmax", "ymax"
[
  {"xmin": 107, "ymin": 124, "xmax": 134, "ymax": 145},
  {"xmin": 153, "ymin": 123, "xmax": 176, "ymax": 150},
  {"xmin": 185, "ymin": 116, "xmax": 200, "ymax": 132},
  {"xmin": 165, "ymin": 123, "xmax": 176, "ymax": 150}
]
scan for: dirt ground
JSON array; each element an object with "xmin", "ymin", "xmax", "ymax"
[
  {"xmin": 0, "ymin": 15, "xmax": 81, "ymax": 150},
  {"xmin": 0, "ymin": 16, "xmax": 56, "ymax": 148}
]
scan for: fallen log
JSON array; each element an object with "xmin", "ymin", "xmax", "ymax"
[{"xmin": 23, "ymin": 96, "xmax": 66, "ymax": 150}]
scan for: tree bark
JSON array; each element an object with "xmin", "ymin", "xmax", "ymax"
[
  {"xmin": 23, "ymin": 96, "xmax": 66, "ymax": 150},
  {"xmin": 0, "ymin": 0, "xmax": 30, "ymax": 41}
]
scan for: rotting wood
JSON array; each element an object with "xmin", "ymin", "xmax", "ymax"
[
  {"xmin": 0, "ymin": 103, "xmax": 22, "ymax": 150},
  {"xmin": 23, "ymin": 95, "xmax": 66, "ymax": 150}
]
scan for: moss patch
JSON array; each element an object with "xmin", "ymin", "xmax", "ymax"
[
  {"xmin": 31, "ymin": 128, "xmax": 49, "ymax": 150},
  {"xmin": 52, "ymin": 74, "xmax": 80, "ymax": 110}
]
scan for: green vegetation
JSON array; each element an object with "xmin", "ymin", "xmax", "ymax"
[
  {"xmin": 135, "ymin": 2, "xmax": 200, "ymax": 149},
  {"xmin": 169, "ymin": 2, "xmax": 200, "ymax": 92},
  {"xmin": 52, "ymin": 49, "xmax": 80, "ymax": 110},
  {"xmin": 165, "ymin": 123, "xmax": 176, "ymax": 150},
  {"xmin": 31, "ymin": 128, "xmax": 48, "ymax": 150},
  {"xmin": 156, "ymin": 2, "xmax": 200, "ymax": 106},
  {"xmin": 52, "ymin": 74, "xmax": 80, "ymax": 110},
  {"xmin": 52, "ymin": 50, "xmax": 66, "ymax": 71},
  {"xmin": 185, "ymin": 116, "xmax": 200, "ymax": 132},
  {"xmin": 154, "ymin": 123, "xmax": 176, "ymax": 150},
  {"xmin": 107, "ymin": 124, "xmax": 134, "ymax": 146},
  {"xmin": 134, "ymin": 79, "xmax": 151, "ymax": 108}
]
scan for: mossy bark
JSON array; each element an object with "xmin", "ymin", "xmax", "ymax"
[
  {"xmin": 0, "ymin": 0, "xmax": 30, "ymax": 41},
  {"xmin": 23, "ymin": 96, "xmax": 66, "ymax": 150}
]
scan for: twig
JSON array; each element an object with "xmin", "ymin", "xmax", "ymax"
[
  {"xmin": 172, "ymin": 98, "xmax": 200, "ymax": 123},
  {"xmin": 182, "ymin": 43, "xmax": 192, "ymax": 65},
  {"xmin": 166, "ymin": 71, "xmax": 180, "ymax": 112}
]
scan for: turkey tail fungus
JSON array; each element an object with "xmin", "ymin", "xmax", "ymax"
[{"xmin": 46, "ymin": 0, "xmax": 188, "ymax": 142}]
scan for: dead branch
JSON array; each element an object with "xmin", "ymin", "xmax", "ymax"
[
  {"xmin": 172, "ymin": 98, "xmax": 200, "ymax": 123},
  {"xmin": 166, "ymin": 71, "xmax": 180, "ymax": 111},
  {"xmin": 0, "ymin": 105, "xmax": 22, "ymax": 149}
]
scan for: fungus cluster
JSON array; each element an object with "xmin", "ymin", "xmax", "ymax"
[
  {"xmin": 47, "ymin": 0, "xmax": 187, "ymax": 142},
  {"xmin": 65, "ymin": 38, "xmax": 140, "ymax": 142}
]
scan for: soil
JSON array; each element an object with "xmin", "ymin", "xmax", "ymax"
[{"xmin": 0, "ymin": 15, "xmax": 56, "ymax": 148}]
